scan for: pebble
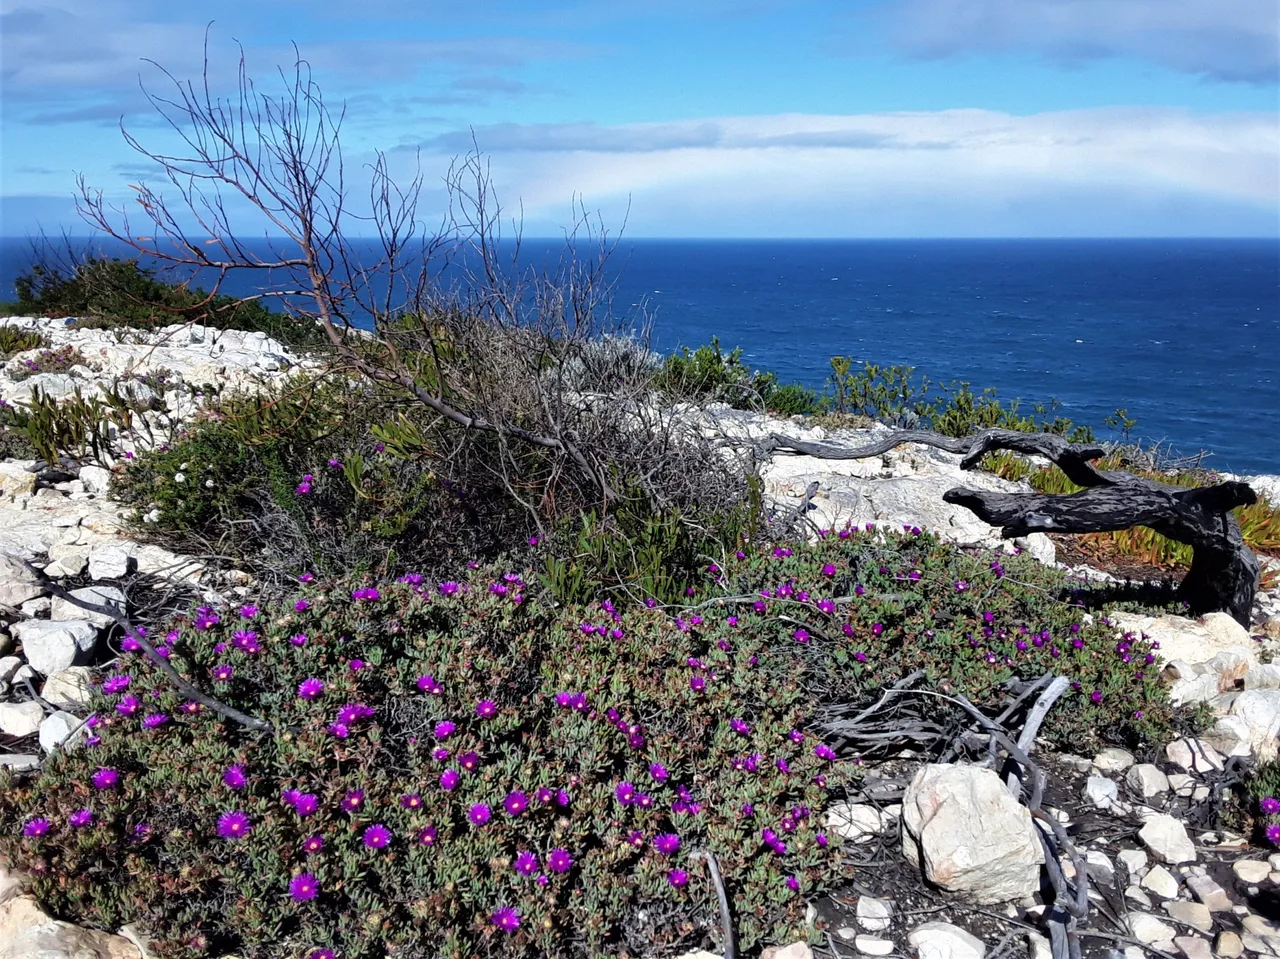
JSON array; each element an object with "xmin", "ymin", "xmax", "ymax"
[
  {"xmin": 0, "ymin": 701, "xmax": 43, "ymax": 737},
  {"xmin": 1234, "ymin": 859, "xmax": 1271, "ymax": 883},
  {"xmin": 855, "ymin": 937, "xmax": 894, "ymax": 956},
  {"xmin": 1093, "ymin": 747, "xmax": 1136, "ymax": 773},
  {"xmin": 1118, "ymin": 848, "xmax": 1149, "ymax": 877},
  {"xmin": 1186, "ymin": 874, "xmax": 1232, "ymax": 912},
  {"xmin": 1083, "ymin": 776, "xmax": 1119, "ymax": 809},
  {"xmin": 1129, "ymin": 913, "xmax": 1177, "ymax": 945},
  {"xmin": 1127, "ymin": 763, "xmax": 1171, "ymax": 799},
  {"xmin": 1142, "ymin": 864, "xmax": 1180, "ymax": 899},
  {"xmin": 906, "ymin": 922, "xmax": 984, "ymax": 959},
  {"xmin": 1140, "ymin": 814, "xmax": 1198, "ymax": 864},
  {"xmin": 1165, "ymin": 900, "xmax": 1213, "ymax": 933},
  {"xmin": 857, "ymin": 896, "xmax": 893, "ymax": 933},
  {"xmin": 1214, "ymin": 930, "xmax": 1243, "ymax": 958},
  {"xmin": 1173, "ymin": 936, "xmax": 1212, "ymax": 959}
]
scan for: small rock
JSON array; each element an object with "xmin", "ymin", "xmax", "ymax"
[
  {"xmin": 1093, "ymin": 747, "xmax": 1135, "ymax": 773},
  {"xmin": 906, "ymin": 922, "xmax": 985, "ymax": 959},
  {"xmin": 1127, "ymin": 763, "xmax": 1171, "ymax": 800},
  {"xmin": 1026, "ymin": 932, "xmax": 1051, "ymax": 959},
  {"xmin": 0, "ymin": 894, "xmax": 141, "ymax": 959},
  {"xmin": 78, "ymin": 465, "xmax": 112, "ymax": 495},
  {"xmin": 1139, "ymin": 814, "xmax": 1198, "ymax": 864},
  {"xmin": 44, "ymin": 545, "xmax": 88, "ymax": 578},
  {"xmin": 1129, "ymin": 913, "xmax": 1176, "ymax": 945},
  {"xmin": 1143, "ymin": 864, "xmax": 1180, "ymax": 899},
  {"xmin": 38, "ymin": 711, "xmax": 84, "ymax": 753},
  {"xmin": 1240, "ymin": 933, "xmax": 1273, "ymax": 955},
  {"xmin": 50, "ymin": 585, "xmax": 125, "ymax": 629},
  {"xmin": 1233, "ymin": 859, "xmax": 1271, "ymax": 884},
  {"xmin": 10, "ymin": 619, "xmax": 98, "ymax": 675},
  {"xmin": 1165, "ymin": 901, "xmax": 1213, "ymax": 932},
  {"xmin": 19, "ymin": 596, "xmax": 50, "ymax": 617},
  {"xmin": 1214, "ymin": 930, "xmax": 1243, "ymax": 957},
  {"xmin": 855, "ymin": 937, "xmax": 894, "ymax": 956},
  {"xmin": 1173, "ymin": 936, "xmax": 1213, "ymax": 959},
  {"xmin": 1272, "ymin": 853, "xmax": 1280, "ymax": 871},
  {"xmin": 1168, "ymin": 773, "xmax": 1196, "ymax": 797},
  {"xmin": 1167, "ymin": 738, "xmax": 1225, "ymax": 773},
  {"xmin": 40, "ymin": 667, "xmax": 93, "ymax": 710},
  {"xmin": 0, "ymin": 554, "xmax": 44, "ymax": 607},
  {"xmin": 1118, "ymin": 848, "xmax": 1149, "ymax": 877},
  {"xmin": 0, "ymin": 656, "xmax": 21, "ymax": 684},
  {"xmin": 761, "ymin": 945, "xmax": 812, "ymax": 959},
  {"xmin": 88, "ymin": 545, "xmax": 130, "ymax": 580},
  {"xmin": 1085, "ymin": 849, "xmax": 1115, "ymax": 885},
  {"xmin": 0, "ymin": 701, "xmax": 43, "ymax": 737},
  {"xmin": 857, "ymin": 896, "xmax": 893, "ymax": 932},
  {"xmin": 1185, "ymin": 874, "xmax": 1232, "ymax": 912},
  {"xmin": 1126, "ymin": 885, "xmax": 1153, "ymax": 908},
  {"xmin": 1242, "ymin": 914, "xmax": 1279, "ymax": 936},
  {"xmin": 0, "ymin": 754, "xmax": 39, "ymax": 772},
  {"xmin": 826, "ymin": 802, "xmax": 891, "ymax": 842},
  {"xmin": 1084, "ymin": 776, "xmax": 1119, "ymax": 809}
]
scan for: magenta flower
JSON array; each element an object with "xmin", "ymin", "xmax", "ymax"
[
  {"xmin": 22, "ymin": 818, "xmax": 51, "ymax": 838},
  {"xmin": 309, "ymin": 950, "xmax": 335, "ymax": 959},
  {"xmin": 362, "ymin": 824, "xmax": 392, "ymax": 849},
  {"xmin": 475, "ymin": 699, "xmax": 497, "ymax": 719},
  {"xmin": 1262, "ymin": 796, "xmax": 1280, "ymax": 815},
  {"xmin": 341, "ymin": 789, "xmax": 364, "ymax": 813},
  {"xmin": 417, "ymin": 825, "xmax": 438, "ymax": 846},
  {"xmin": 417, "ymin": 674, "xmax": 443, "ymax": 694},
  {"xmin": 514, "ymin": 851, "xmax": 539, "ymax": 875},
  {"xmin": 786, "ymin": 875, "xmax": 800, "ymax": 891},
  {"xmin": 297, "ymin": 678, "xmax": 324, "ymax": 701},
  {"xmin": 814, "ymin": 744, "xmax": 837, "ymax": 761},
  {"xmin": 547, "ymin": 848, "xmax": 573, "ymax": 873},
  {"xmin": 615, "ymin": 781, "xmax": 637, "ymax": 805},
  {"xmin": 91, "ymin": 768, "xmax": 119, "ymax": 790},
  {"xmin": 492, "ymin": 906, "xmax": 520, "ymax": 933},
  {"xmin": 101, "ymin": 674, "xmax": 130, "ymax": 695},
  {"xmin": 468, "ymin": 803, "xmax": 491, "ymax": 826},
  {"xmin": 290, "ymin": 633, "xmax": 309, "ymax": 647},
  {"xmin": 294, "ymin": 599, "xmax": 310, "ymax": 612},
  {"xmin": 503, "ymin": 791, "xmax": 529, "ymax": 816},
  {"xmin": 440, "ymin": 769, "xmax": 460, "ymax": 791},
  {"xmin": 217, "ymin": 811, "xmax": 251, "ymax": 839},
  {"xmin": 302, "ymin": 835, "xmax": 325, "ymax": 855},
  {"xmin": 793, "ymin": 628, "xmax": 810, "ymax": 644},
  {"xmin": 400, "ymin": 793, "xmax": 423, "ymax": 810},
  {"xmin": 460, "ymin": 751, "xmax": 480, "ymax": 771},
  {"xmin": 68, "ymin": 809, "xmax": 93, "ymax": 829},
  {"xmin": 653, "ymin": 833, "xmax": 681, "ymax": 856},
  {"xmin": 668, "ymin": 869, "xmax": 689, "ymax": 887},
  {"xmin": 212, "ymin": 664, "xmax": 233, "ymax": 683},
  {"xmin": 729, "ymin": 718, "xmax": 750, "ymax": 736},
  {"xmin": 294, "ymin": 793, "xmax": 319, "ymax": 817},
  {"xmin": 434, "ymin": 721, "xmax": 455, "ymax": 739},
  {"xmin": 116, "ymin": 695, "xmax": 140, "ymax": 716},
  {"xmin": 290, "ymin": 873, "xmax": 319, "ymax": 901}
]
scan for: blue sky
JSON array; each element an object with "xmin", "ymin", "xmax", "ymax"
[{"xmin": 1, "ymin": 0, "xmax": 1277, "ymax": 237}]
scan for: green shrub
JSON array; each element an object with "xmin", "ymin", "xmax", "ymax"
[
  {"xmin": 6, "ymin": 257, "xmax": 329, "ymax": 351},
  {"xmin": 8, "ymin": 345, "xmax": 94, "ymax": 381},
  {"xmin": 0, "ymin": 528, "xmax": 1179, "ymax": 958},
  {"xmin": 0, "ymin": 326, "xmax": 49, "ymax": 359}
]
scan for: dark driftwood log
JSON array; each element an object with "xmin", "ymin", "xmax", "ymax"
[{"xmin": 765, "ymin": 428, "xmax": 1261, "ymax": 626}]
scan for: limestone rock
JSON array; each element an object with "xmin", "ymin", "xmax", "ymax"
[
  {"xmin": 0, "ymin": 462, "xmax": 37, "ymax": 501},
  {"xmin": 0, "ymin": 655, "xmax": 22, "ymax": 684},
  {"xmin": 88, "ymin": 546, "xmax": 129, "ymax": 580},
  {"xmin": 38, "ymin": 711, "xmax": 84, "ymax": 753},
  {"xmin": 1126, "ymin": 763, "xmax": 1170, "ymax": 800},
  {"xmin": 1129, "ymin": 913, "xmax": 1176, "ymax": 946},
  {"xmin": 1084, "ymin": 776, "xmax": 1119, "ymax": 809},
  {"xmin": 901, "ymin": 764, "xmax": 1043, "ymax": 904},
  {"xmin": 907, "ymin": 922, "xmax": 985, "ymax": 959},
  {"xmin": 856, "ymin": 937, "xmax": 894, "ymax": 956},
  {"xmin": 1214, "ymin": 930, "xmax": 1244, "ymax": 958},
  {"xmin": 1164, "ymin": 901, "xmax": 1212, "ymax": 933},
  {"xmin": 0, "ymin": 701, "xmax": 43, "ymax": 737},
  {"xmin": 1118, "ymin": 848, "xmax": 1148, "ymax": 877},
  {"xmin": 1228, "ymin": 690, "xmax": 1280, "ymax": 757},
  {"xmin": 0, "ymin": 553, "xmax": 44, "ymax": 607},
  {"xmin": 40, "ymin": 667, "xmax": 94, "ymax": 710},
  {"xmin": 1114, "ymin": 611, "xmax": 1255, "ymax": 674},
  {"xmin": 1142, "ymin": 864, "xmax": 1179, "ymax": 899},
  {"xmin": 44, "ymin": 545, "xmax": 88, "ymax": 578},
  {"xmin": 1139, "ymin": 814, "xmax": 1197, "ymax": 864},
  {"xmin": 1173, "ymin": 936, "xmax": 1212, "ymax": 959},
  {"xmin": 1093, "ymin": 747, "xmax": 1135, "ymax": 773},
  {"xmin": 0, "ymin": 894, "xmax": 141, "ymax": 959},
  {"xmin": 11, "ymin": 619, "xmax": 98, "ymax": 675},
  {"xmin": 0, "ymin": 754, "xmax": 39, "ymax": 772},
  {"xmin": 761, "ymin": 945, "xmax": 812, "ymax": 959},
  {"xmin": 1166, "ymin": 738, "xmax": 1225, "ymax": 773},
  {"xmin": 826, "ymin": 802, "xmax": 892, "ymax": 842},
  {"xmin": 78, "ymin": 466, "xmax": 112, "ymax": 495},
  {"xmin": 50, "ymin": 585, "xmax": 124, "ymax": 629},
  {"xmin": 857, "ymin": 896, "xmax": 893, "ymax": 932},
  {"xmin": 1185, "ymin": 874, "xmax": 1231, "ymax": 912},
  {"xmin": 1233, "ymin": 859, "xmax": 1271, "ymax": 883}
]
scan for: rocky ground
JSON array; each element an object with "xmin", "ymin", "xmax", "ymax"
[{"xmin": 1, "ymin": 316, "xmax": 1280, "ymax": 959}]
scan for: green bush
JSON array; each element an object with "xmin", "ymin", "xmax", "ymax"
[
  {"xmin": 8, "ymin": 345, "xmax": 94, "ymax": 381},
  {"xmin": 0, "ymin": 528, "xmax": 1179, "ymax": 958},
  {"xmin": 4, "ymin": 257, "xmax": 329, "ymax": 351},
  {"xmin": 0, "ymin": 326, "xmax": 49, "ymax": 360},
  {"xmin": 653, "ymin": 338, "xmax": 817, "ymax": 414}
]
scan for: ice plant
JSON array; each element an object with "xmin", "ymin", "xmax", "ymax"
[
  {"xmin": 289, "ymin": 873, "xmax": 319, "ymax": 901},
  {"xmin": 668, "ymin": 869, "xmax": 689, "ymax": 887},
  {"xmin": 653, "ymin": 833, "xmax": 681, "ymax": 855},
  {"xmin": 217, "ymin": 811, "xmax": 251, "ymax": 839},
  {"xmin": 68, "ymin": 809, "xmax": 93, "ymax": 828},
  {"xmin": 302, "ymin": 835, "xmax": 325, "ymax": 855},
  {"xmin": 341, "ymin": 789, "xmax": 364, "ymax": 813},
  {"xmin": 514, "ymin": 851, "xmax": 538, "ymax": 875},
  {"xmin": 297, "ymin": 678, "xmax": 324, "ymax": 700},
  {"xmin": 547, "ymin": 848, "xmax": 573, "ymax": 873},
  {"xmin": 1262, "ymin": 797, "xmax": 1280, "ymax": 815},
  {"xmin": 22, "ymin": 818, "xmax": 51, "ymax": 838},
  {"xmin": 491, "ymin": 906, "xmax": 520, "ymax": 933},
  {"xmin": 91, "ymin": 768, "xmax": 119, "ymax": 790},
  {"xmin": 468, "ymin": 803, "xmax": 491, "ymax": 826},
  {"xmin": 503, "ymin": 791, "xmax": 529, "ymax": 816},
  {"xmin": 475, "ymin": 699, "xmax": 497, "ymax": 718},
  {"xmin": 362, "ymin": 824, "xmax": 392, "ymax": 849}
]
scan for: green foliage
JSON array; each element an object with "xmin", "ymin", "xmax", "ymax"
[
  {"xmin": 821, "ymin": 357, "xmax": 1095, "ymax": 441},
  {"xmin": 654, "ymin": 337, "xmax": 817, "ymax": 414},
  {"xmin": 0, "ymin": 326, "xmax": 49, "ymax": 360},
  {"xmin": 6, "ymin": 257, "xmax": 328, "ymax": 351},
  {"xmin": 9, "ymin": 345, "xmax": 94, "ymax": 381},
  {"xmin": 1244, "ymin": 761, "xmax": 1280, "ymax": 848},
  {"xmin": 12, "ymin": 386, "xmax": 133, "ymax": 466}
]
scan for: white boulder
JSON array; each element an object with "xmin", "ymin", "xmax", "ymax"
[
  {"xmin": 50, "ymin": 585, "xmax": 124, "ymax": 629},
  {"xmin": 11, "ymin": 619, "xmax": 99, "ymax": 675},
  {"xmin": 40, "ymin": 667, "xmax": 94, "ymax": 710},
  {"xmin": 1138, "ymin": 814, "xmax": 1197, "ymax": 864},
  {"xmin": 907, "ymin": 922, "xmax": 985, "ymax": 959},
  {"xmin": 0, "ymin": 701, "xmax": 44, "ymax": 737}
]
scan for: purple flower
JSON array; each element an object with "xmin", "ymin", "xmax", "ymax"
[
  {"xmin": 362, "ymin": 824, "xmax": 392, "ymax": 849},
  {"xmin": 212, "ymin": 664, "xmax": 233, "ymax": 683},
  {"xmin": 547, "ymin": 848, "xmax": 573, "ymax": 873},
  {"xmin": 116, "ymin": 695, "xmax": 141, "ymax": 716},
  {"xmin": 68, "ymin": 809, "xmax": 93, "ymax": 829},
  {"xmin": 814, "ymin": 744, "xmax": 837, "ymax": 761},
  {"xmin": 302, "ymin": 835, "xmax": 325, "ymax": 855},
  {"xmin": 475, "ymin": 699, "xmax": 497, "ymax": 719},
  {"xmin": 492, "ymin": 906, "xmax": 520, "ymax": 933},
  {"xmin": 101, "ymin": 674, "xmax": 130, "ymax": 695},
  {"xmin": 1262, "ymin": 797, "xmax": 1280, "ymax": 815},
  {"xmin": 299, "ymin": 572, "xmax": 315, "ymax": 584},
  {"xmin": 290, "ymin": 633, "xmax": 309, "ymax": 647},
  {"xmin": 417, "ymin": 674, "xmax": 443, "ymax": 694},
  {"xmin": 793, "ymin": 628, "xmax": 810, "ymax": 644},
  {"xmin": 468, "ymin": 803, "xmax": 491, "ymax": 826},
  {"xmin": 460, "ymin": 751, "xmax": 480, "ymax": 771},
  {"xmin": 503, "ymin": 791, "xmax": 529, "ymax": 816},
  {"xmin": 328, "ymin": 723, "xmax": 349, "ymax": 739},
  {"xmin": 290, "ymin": 872, "xmax": 319, "ymax": 901},
  {"xmin": 649, "ymin": 762, "xmax": 669, "ymax": 782},
  {"xmin": 1090, "ymin": 690, "xmax": 1103, "ymax": 704},
  {"xmin": 668, "ymin": 869, "xmax": 689, "ymax": 887},
  {"xmin": 400, "ymin": 793, "xmax": 423, "ymax": 810},
  {"xmin": 336, "ymin": 703, "xmax": 374, "ymax": 725},
  {"xmin": 309, "ymin": 950, "xmax": 335, "ymax": 959},
  {"xmin": 1267, "ymin": 823, "xmax": 1280, "ymax": 847},
  {"xmin": 217, "ymin": 811, "xmax": 251, "ymax": 839},
  {"xmin": 431, "ymin": 747, "xmax": 449, "ymax": 762},
  {"xmin": 296, "ymin": 480, "xmax": 312, "ymax": 495},
  {"xmin": 22, "ymin": 818, "xmax": 51, "ymax": 838},
  {"xmin": 294, "ymin": 793, "xmax": 319, "ymax": 817},
  {"xmin": 341, "ymin": 789, "xmax": 364, "ymax": 813},
  {"xmin": 142, "ymin": 713, "xmax": 169, "ymax": 729},
  {"xmin": 294, "ymin": 599, "xmax": 310, "ymax": 612},
  {"xmin": 297, "ymin": 678, "xmax": 324, "ymax": 701},
  {"xmin": 653, "ymin": 833, "xmax": 681, "ymax": 856},
  {"xmin": 615, "ymin": 781, "xmax": 637, "ymax": 805},
  {"xmin": 440, "ymin": 769, "xmax": 460, "ymax": 791},
  {"xmin": 434, "ymin": 721, "xmax": 455, "ymax": 739},
  {"xmin": 730, "ymin": 718, "xmax": 750, "ymax": 736},
  {"xmin": 786, "ymin": 875, "xmax": 800, "ymax": 891},
  {"xmin": 514, "ymin": 851, "xmax": 539, "ymax": 876},
  {"xmin": 91, "ymin": 768, "xmax": 119, "ymax": 790}
]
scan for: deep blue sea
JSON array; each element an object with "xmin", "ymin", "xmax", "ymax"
[{"xmin": 2, "ymin": 236, "xmax": 1277, "ymax": 473}]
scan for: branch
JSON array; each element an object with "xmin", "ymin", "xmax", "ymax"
[{"xmin": 690, "ymin": 848, "xmax": 736, "ymax": 959}]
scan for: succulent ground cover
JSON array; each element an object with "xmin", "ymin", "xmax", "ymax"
[{"xmin": 0, "ymin": 526, "xmax": 1179, "ymax": 958}]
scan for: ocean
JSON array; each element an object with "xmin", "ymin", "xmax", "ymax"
[{"xmin": 1, "ymin": 236, "xmax": 1277, "ymax": 473}]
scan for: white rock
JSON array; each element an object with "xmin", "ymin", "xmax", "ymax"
[
  {"xmin": 88, "ymin": 545, "xmax": 130, "ymax": 580},
  {"xmin": 0, "ymin": 701, "xmax": 43, "ymax": 737},
  {"xmin": 10, "ymin": 619, "xmax": 98, "ymax": 675},
  {"xmin": 1231, "ymin": 859, "xmax": 1270, "ymax": 884},
  {"xmin": 50, "ymin": 585, "xmax": 124, "ymax": 629},
  {"xmin": 43, "ymin": 545, "xmax": 88, "ymax": 578},
  {"xmin": 761, "ymin": 945, "xmax": 812, "ymax": 959},
  {"xmin": 0, "ymin": 754, "xmax": 39, "ymax": 773},
  {"xmin": 901, "ymin": 764, "xmax": 1043, "ymax": 904},
  {"xmin": 1165, "ymin": 901, "xmax": 1213, "ymax": 933},
  {"xmin": 857, "ymin": 896, "xmax": 893, "ymax": 932},
  {"xmin": 19, "ymin": 597, "xmax": 50, "ymax": 617},
  {"xmin": 907, "ymin": 922, "xmax": 985, "ymax": 959},
  {"xmin": 1118, "ymin": 848, "xmax": 1148, "ymax": 877},
  {"xmin": 855, "ymin": 937, "xmax": 894, "ymax": 956},
  {"xmin": 38, "ymin": 711, "xmax": 84, "ymax": 753},
  {"xmin": 1229, "ymin": 690, "xmax": 1280, "ymax": 757},
  {"xmin": 1166, "ymin": 738, "xmax": 1225, "ymax": 773},
  {"xmin": 0, "ymin": 894, "xmax": 141, "ymax": 959},
  {"xmin": 1173, "ymin": 935, "xmax": 1212, "ymax": 959},
  {"xmin": 1026, "ymin": 932, "xmax": 1051, "ymax": 959},
  {"xmin": 0, "ymin": 655, "xmax": 21, "ymax": 683},
  {"xmin": 0, "ymin": 553, "xmax": 44, "ymax": 607},
  {"xmin": 1126, "ymin": 885, "xmax": 1153, "ymax": 908},
  {"xmin": 1142, "ymin": 864, "xmax": 1180, "ymax": 899},
  {"xmin": 1093, "ymin": 747, "xmax": 1135, "ymax": 773},
  {"xmin": 0, "ymin": 462, "xmax": 37, "ymax": 501},
  {"xmin": 1139, "ymin": 814, "xmax": 1197, "ymax": 864},
  {"xmin": 78, "ymin": 466, "xmax": 112, "ymax": 495},
  {"xmin": 1200, "ymin": 717, "xmax": 1255, "ymax": 758},
  {"xmin": 40, "ymin": 667, "xmax": 93, "ymax": 710},
  {"xmin": 1129, "ymin": 913, "xmax": 1177, "ymax": 945},
  {"xmin": 826, "ymin": 802, "xmax": 891, "ymax": 843},
  {"xmin": 1126, "ymin": 763, "xmax": 1171, "ymax": 800},
  {"xmin": 1185, "ymin": 874, "xmax": 1231, "ymax": 912},
  {"xmin": 1083, "ymin": 776, "xmax": 1119, "ymax": 809},
  {"xmin": 1214, "ymin": 930, "xmax": 1244, "ymax": 958}
]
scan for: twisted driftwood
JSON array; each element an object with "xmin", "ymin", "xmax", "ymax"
[{"xmin": 765, "ymin": 428, "xmax": 1260, "ymax": 625}]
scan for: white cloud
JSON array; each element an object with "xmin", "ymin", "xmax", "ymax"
[
  {"xmin": 399, "ymin": 108, "xmax": 1278, "ymax": 236},
  {"xmin": 873, "ymin": 0, "xmax": 1279, "ymax": 84}
]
